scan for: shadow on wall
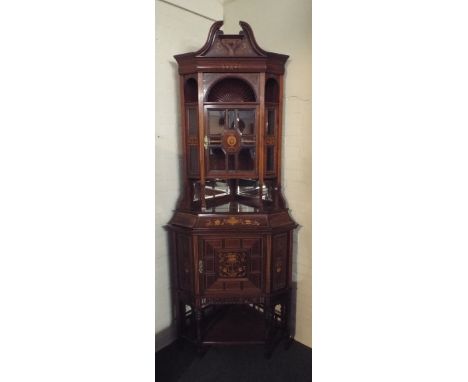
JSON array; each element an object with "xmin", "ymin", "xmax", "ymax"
[
  {"xmin": 155, "ymin": 222, "xmax": 180, "ymax": 352},
  {"xmin": 155, "ymin": 325, "xmax": 177, "ymax": 352},
  {"xmin": 290, "ymin": 225, "xmax": 301, "ymax": 340},
  {"xmin": 155, "ymin": 60, "xmax": 184, "ymax": 351}
]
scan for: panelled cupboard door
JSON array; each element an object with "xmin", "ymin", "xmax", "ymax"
[
  {"xmin": 204, "ymin": 106, "xmax": 258, "ymax": 177},
  {"xmin": 199, "ymin": 236, "xmax": 264, "ymax": 294}
]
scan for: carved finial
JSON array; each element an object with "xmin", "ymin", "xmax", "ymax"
[
  {"xmin": 196, "ymin": 20, "xmax": 224, "ymax": 56},
  {"xmin": 238, "ymin": 21, "xmax": 268, "ymax": 56},
  {"xmin": 174, "ymin": 20, "xmax": 288, "ymax": 63}
]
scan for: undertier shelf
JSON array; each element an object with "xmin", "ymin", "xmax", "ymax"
[{"xmin": 183, "ymin": 304, "xmax": 267, "ymax": 345}]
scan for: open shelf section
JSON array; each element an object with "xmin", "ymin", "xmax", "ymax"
[{"xmin": 183, "ymin": 305, "xmax": 266, "ymax": 345}]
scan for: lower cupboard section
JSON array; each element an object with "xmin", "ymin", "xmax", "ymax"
[{"xmin": 177, "ymin": 291, "xmax": 292, "ymax": 349}]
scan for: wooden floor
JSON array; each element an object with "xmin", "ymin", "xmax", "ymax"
[{"xmin": 156, "ymin": 339, "xmax": 312, "ymax": 382}]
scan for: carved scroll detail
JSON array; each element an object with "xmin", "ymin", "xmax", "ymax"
[{"xmin": 205, "ymin": 216, "xmax": 261, "ymax": 227}]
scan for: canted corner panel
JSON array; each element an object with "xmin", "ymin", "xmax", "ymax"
[
  {"xmin": 198, "ymin": 215, "xmax": 268, "ymax": 228},
  {"xmin": 271, "ymin": 233, "xmax": 288, "ymax": 291},
  {"xmin": 176, "ymin": 233, "xmax": 193, "ymax": 292}
]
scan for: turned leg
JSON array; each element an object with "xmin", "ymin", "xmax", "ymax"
[
  {"xmin": 178, "ymin": 301, "xmax": 186, "ymax": 336},
  {"xmin": 283, "ymin": 294, "xmax": 294, "ymax": 350},
  {"xmin": 264, "ymin": 301, "xmax": 274, "ymax": 358},
  {"xmin": 194, "ymin": 308, "xmax": 204, "ymax": 355},
  {"xmin": 176, "ymin": 300, "xmax": 186, "ymax": 349}
]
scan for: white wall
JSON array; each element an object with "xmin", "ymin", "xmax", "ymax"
[
  {"xmin": 155, "ymin": 0, "xmax": 223, "ymax": 351},
  {"xmin": 224, "ymin": 0, "xmax": 312, "ymax": 348},
  {"xmin": 163, "ymin": 0, "xmax": 224, "ymax": 21}
]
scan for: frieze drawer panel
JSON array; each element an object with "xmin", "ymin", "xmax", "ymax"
[{"xmin": 199, "ymin": 237, "xmax": 264, "ymax": 294}]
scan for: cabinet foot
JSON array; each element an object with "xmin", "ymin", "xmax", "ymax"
[{"xmin": 284, "ymin": 335, "xmax": 294, "ymax": 350}]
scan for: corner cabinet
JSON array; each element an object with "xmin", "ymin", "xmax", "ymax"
[{"xmin": 166, "ymin": 21, "xmax": 297, "ymax": 357}]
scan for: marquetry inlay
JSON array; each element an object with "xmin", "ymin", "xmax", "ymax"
[
  {"xmin": 222, "ymin": 131, "xmax": 241, "ymax": 153},
  {"xmin": 265, "ymin": 136, "xmax": 275, "ymax": 145},
  {"xmin": 205, "ymin": 216, "xmax": 261, "ymax": 227},
  {"xmin": 218, "ymin": 251, "xmax": 247, "ymax": 278}
]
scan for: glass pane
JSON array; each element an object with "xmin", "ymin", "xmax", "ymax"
[
  {"xmin": 238, "ymin": 109, "xmax": 255, "ymax": 135},
  {"xmin": 238, "ymin": 148, "xmax": 255, "ymax": 171},
  {"xmin": 189, "ymin": 146, "xmax": 199, "ymax": 174},
  {"xmin": 228, "ymin": 154, "xmax": 235, "ymax": 170},
  {"xmin": 192, "ymin": 181, "xmax": 199, "ymax": 201},
  {"xmin": 213, "ymin": 180, "xmax": 229, "ymax": 195},
  {"xmin": 208, "ymin": 148, "xmax": 225, "ymax": 170},
  {"xmin": 187, "ymin": 108, "xmax": 197, "ymax": 137},
  {"xmin": 267, "ymin": 109, "xmax": 275, "ymax": 135},
  {"xmin": 266, "ymin": 146, "xmax": 274, "ymax": 172},
  {"xmin": 208, "ymin": 110, "xmax": 226, "ymax": 135},
  {"xmin": 227, "ymin": 109, "xmax": 236, "ymax": 130},
  {"xmin": 261, "ymin": 183, "xmax": 273, "ymax": 202},
  {"xmin": 205, "ymin": 180, "xmax": 229, "ymax": 199},
  {"xmin": 211, "ymin": 202, "xmax": 257, "ymax": 213},
  {"xmin": 238, "ymin": 179, "xmax": 259, "ymax": 196}
]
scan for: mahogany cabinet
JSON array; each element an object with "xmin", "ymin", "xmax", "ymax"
[{"xmin": 166, "ymin": 21, "xmax": 297, "ymax": 357}]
